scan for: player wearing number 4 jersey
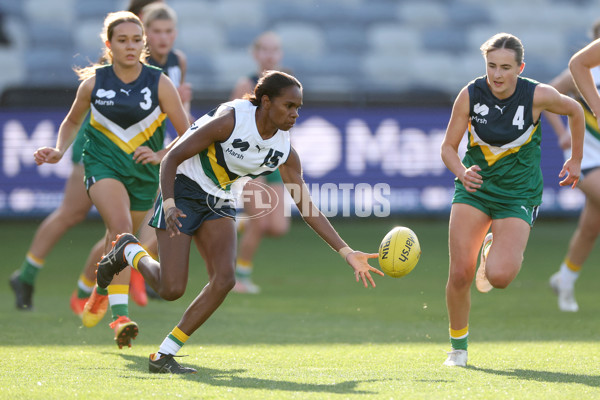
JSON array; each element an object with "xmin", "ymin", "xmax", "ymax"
[
  {"xmin": 96, "ymin": 70, "xmax": 384, "ymax": 374},
  {"xmin": 441, "ymin": 33, "xmax": 584, "ymax": 367}
]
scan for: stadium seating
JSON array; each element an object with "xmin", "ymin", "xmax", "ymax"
[{"xmin": 0, "ymin": 0, "xmax": 599, "ymax": 105}]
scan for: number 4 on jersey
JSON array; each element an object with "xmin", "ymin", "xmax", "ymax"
[{"xmin": 512, "ymin": 105, "xmax": 524, "ymax": 130}]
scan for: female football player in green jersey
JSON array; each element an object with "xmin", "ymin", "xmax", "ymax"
[
  {"xmin": 544, "ymin": 20, "xmax": 600, "ymax": 313},
  {"xmin": 33, "ymin": 11, "xmax": 190, "ymax": 349},
  {"xmin": 440, "ymin": 33, "xmax": 584, "ymax": 367},
  {"xmin": 95, "ymin": 70, "xmax": 384, "ymax": 374}
]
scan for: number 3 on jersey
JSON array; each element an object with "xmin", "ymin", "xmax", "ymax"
[
  {"xmin": 140, "ymin": 87, "xmax": 152, "ymax": 110},
  {"xmin": 512, "ymin": 105, "xmax": 524, "ymax": 130}
]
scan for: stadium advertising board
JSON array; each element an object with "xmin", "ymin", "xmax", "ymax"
[{"xmin": 0, "ymin": 108, "xmax": 584, "ymax": 217}]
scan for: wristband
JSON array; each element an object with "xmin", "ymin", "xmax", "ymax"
[
  {"xmin": 163, "ymin": 198, "xmax": 175, "ymax": 212},
  {"xmin": 338, "ymin": 246, "xmax": 354, "ymax": 260}
]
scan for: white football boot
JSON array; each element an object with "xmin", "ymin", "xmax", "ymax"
[
  {"xmin": 549, "ymin": 272, "xmax": 578, "ymax": 312},
  {"xmin": 443, "ymin": 349, "xmax": 468, "ymax": 367},
  {"xmin": 475, "ymin": 233, "xmax": 494, "ymax": 293}
]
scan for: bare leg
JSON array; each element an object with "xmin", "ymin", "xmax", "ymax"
[
  {"xmin": 485, "ymin": 218, "xmax": 530, "ymax": 288},
  {"xmin": 28, "ymin": 164, "xmax": 92, "ymax": 260},
  {"xmin": 446, "ymin": 204, "xmax": 491, "ymax": 330},
  {"xmin": 137, "ymin": 217, "xmax": 236, "ymax": 336},
  {"xmin": 81, "ymin": 237, "xmax": 106, "ymax": 282},
  {"xmin": 564, "ymin": 169, "xmax": 600, "ymax": 266}
]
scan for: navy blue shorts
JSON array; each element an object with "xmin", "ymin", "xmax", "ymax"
[{"xmin": 149, "ymin": 174, "xmax": 236, "ymax": 236}]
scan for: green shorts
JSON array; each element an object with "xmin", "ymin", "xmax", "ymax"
[
  {"xmin": 453, "ymin": 185, "xmax": 540, "ymax": 227},
  {"xmin": 83, "ymin": 156, "xmax": 158, "ymax": 211},
  {"xmin": 71, "ymin": 127, "xmax": 88, "ymax": 165}
]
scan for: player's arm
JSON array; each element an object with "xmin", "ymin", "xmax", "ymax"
[
  {"xmin": 543, "ymin": 69, "xmax": 577, "ymax": 150},
  {"xmin": 34, "ymin": 77, "xmax": 93, "ymax": 165},
  {"xmin": 570, "ymin": 38, "xmax": 600, "ymax": 121},
  {"xmin": 279, "ymin": 148, "xmax": 384, "ymax": 288},
  {"xmin": 534, "ymin": 83, "xmax": 584, "ymax": 188},
  {"xmin": 135, "ymin": 74, "xmax": 191, "ymax": 165},
  {"xmin": 159, "ymin": 108, "xmax": 235, "ymax": 236},
  {"xmin": 174, "ymin": 48, "xmax": 193, "ymax": 121},
  {"xmin": 158, "ymin": 73, "xmax": 189, "ymax": 137},
  {"xmin": 440, "ymin": 86, "xmax": 482, "ymax": 192}
]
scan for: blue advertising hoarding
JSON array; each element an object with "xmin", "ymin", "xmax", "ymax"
[{"xmin": 0, "ymin": 107, "xmax": 583, "ymax": 217}]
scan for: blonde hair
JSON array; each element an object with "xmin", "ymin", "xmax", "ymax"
[
  {"xmin": 75, "ymin": 11, "xmax": 148, "ymax": 80},
  {"xmin": 141, "ymin": 2, "xmax": 177, "ymax": 28},
  {"xmin": 480, "ymin": 32, "xmax": 524, "ymax": 66}
]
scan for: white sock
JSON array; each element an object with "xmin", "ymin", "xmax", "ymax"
[
  {"xmin": 124, "ymin": 244, "xmax": 147, "ymax": 267},
  {"xmin": 559, "ymin": 263, "xmax": 579, "ymax": 288}
]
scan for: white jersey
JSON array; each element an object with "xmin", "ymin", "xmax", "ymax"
[
  {"xmin": 176, "ymin": 99, "xmax": 292, "ymax": 199},
  {"xmin": 564, "ymin": 66, "xmax": 600, "ymax": 172}
]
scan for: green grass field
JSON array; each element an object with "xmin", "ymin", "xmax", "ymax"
[{"xmin": 1, "ymin": 217, "xmax": 599, "ymax": 399}]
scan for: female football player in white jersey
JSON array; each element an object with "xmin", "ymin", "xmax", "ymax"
[
  {"xmin": 230, "ymin": 31, "xmax": 290, "ymax": 294},
  {"xmin": 440, "ymin": 33, "xmax": 584, "ymax": 367},
  {"xmin": 95, "ymin": 70, "xmax": 385, "ymax": 374},
  {"xmin": 546, "ymin": 20, "xmax": 600, "ymax": 312}
]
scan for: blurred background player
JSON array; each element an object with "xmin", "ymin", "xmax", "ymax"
[
  {"xmin": 143, "ymin": 2, "xmax": 192, "ymax": 121},
  {"xmin": 229, "ymin": 31, "xmax": 290, "ymax": 294},
  {"xmin": 32, "ymin": 11, "xmax": 189, "ymax": 348},
  {"xmin": 440, "ymin": 33, "xmax": 584, "ymax": 367},
  {"xmin": 9, "ymin": 128, "xmax": 103, "ymax": 311},
  {"xmin": 545, "ymin": 20, "xmax": 600, "ymax": 312},
  {"xmin": 127, "ymin": 0, "xmax": 164, "ymax": 19}
]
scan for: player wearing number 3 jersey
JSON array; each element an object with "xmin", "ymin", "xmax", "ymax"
[{"xmin": 440, "ymin": 33, "xmax": 584, "ymax": 367}]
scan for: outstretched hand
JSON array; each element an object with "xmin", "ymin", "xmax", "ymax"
[
  {"xmin": 34, "ymin": 147, "xmax": 63, "ymax": 165},
  {"xmin": 346, "ymin": 251, "xmax": 384, "ymax": 288},
  {"xmin": 559, "ymin": 157, "xmax": 581, "ymax": 189},
  {"xmin": 165, "ymin": 206, "xmax": 187, "ymax": 237}
]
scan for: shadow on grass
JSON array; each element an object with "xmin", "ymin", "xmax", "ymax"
[
  {"xmin": 116, "ymin": 353, "xmax": 377, "ymax": 395},
  {"xmin": 468, "ymin": 366, "xmax": 600, "ymax": 388}
]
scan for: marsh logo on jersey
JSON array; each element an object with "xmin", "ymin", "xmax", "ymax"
[
  {"xmin": 473, "ymin": 103, "xmax": 489, "ymax": 116},
  {"xmin": 472, "ymin": 103, "xmax": 489, "ymax": 125},
  {"xmin": 95, "ymin": 88, "xmax": 115, "ymax": 106}
]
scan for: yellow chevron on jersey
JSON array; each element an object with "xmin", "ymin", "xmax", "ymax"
[
  {"xmin": 89, "ymin": 104, "xmax": 167, "ymax": 154},
  {"xmin": 469, "ymin": 121, "xmax": 540, "ymax": 166},
  {"xmin": 204, "ymin": 142, "xmax": 237, "ymax": 190},
  {"xmin": 582, "ymin": 105, "xmax": 600, "ymax": 141}
]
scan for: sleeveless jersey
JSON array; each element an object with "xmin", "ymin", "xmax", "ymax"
[
  {"xmin": 463, "ymin": 76, "xmax": 542, "ymax": 205},
  {"xmin": 570, "ymin": 66, "xmax": 600, "ymax": 170},
  {"xmin": 176, "ymin": 99, "xmax": 292, "ymax": 199},
  {"xmin": 83, "ymin": 64, "xmax": 167, "ymax": 183},
  {"xmin": 147, "ymin": 51, "xmax": 181, "ymax": 88}
]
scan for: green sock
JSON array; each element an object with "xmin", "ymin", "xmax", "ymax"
[
  {"xmin": 96, "ymin": 286, "xmax": 108, "ymax": 296},
  {"xmin": 450, "ymin": 336, "xmax": 468, "ymax": 351},
  {"xmin": 449, "ymin": 326, "xmax": 468, "ymax": 350},
  {"xmin": 19, "ymin": 255, "xmax": 43, "ymax": 285},
  {"xmin": 77, "ymin": 275, "xmax": 95, "ymax": 299},
  {"xmin": 108, "ymin": 284, "xmax": 129, "ymax": 321},
  {"xmin": 111, "ymin": 304, "xmax": 128, "ymax": 321}
]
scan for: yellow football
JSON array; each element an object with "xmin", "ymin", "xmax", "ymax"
[{"xmin": 378, "ymin": 226, "xmax": 421, "ymax": 278}]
